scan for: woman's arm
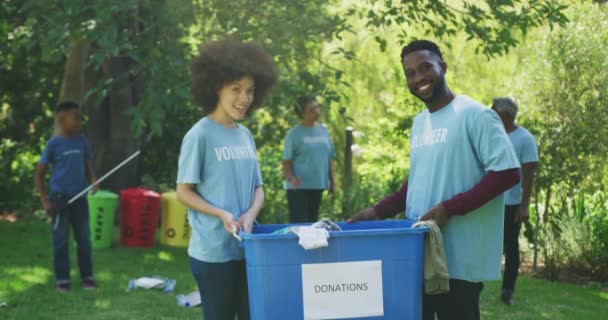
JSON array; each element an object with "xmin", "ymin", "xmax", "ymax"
[
  {"xmin": 282, "ymin": 160, "xmax": 301, "ymax": 187},
  {"xmin": 238, "ymin": 186, "xmax": 264, "ymax": 233},
  {"xmin": 176, "ymin": 183, "xmax": 237, "ymax": 233}
]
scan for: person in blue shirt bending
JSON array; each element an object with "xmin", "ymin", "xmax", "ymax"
[
  {"xmin": 176, "ymin": 39, "xmax": 277, "ymax": 320},
  {"xmin": 35, "ymin": 101, "xmax": 98, "ymax": 292},
  {"xmin": 282, "ymin": 95, "xmax": 336, "ymax": 223}
]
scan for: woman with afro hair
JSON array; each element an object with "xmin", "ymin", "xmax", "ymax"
[{"xmin": 176, "ymin": 39, "xmax": 277, "ymax": 320}]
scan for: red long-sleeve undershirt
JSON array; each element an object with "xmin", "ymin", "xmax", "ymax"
[{"xmin": 373, "ymin": 168, "xmax": 520, "ymax": 219}]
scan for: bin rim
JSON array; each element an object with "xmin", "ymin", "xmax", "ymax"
[
  {"xmin": 87, "ymin": 189, "xmax": 118, "ymax": 198},
  {"xmin": 240, "ymin": 220, "xmax": 428, "ymax": 241}
]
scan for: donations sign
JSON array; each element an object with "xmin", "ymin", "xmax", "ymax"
[{"xmin": 302, "ymin": 260, "xmax": 384, "ymax": 319}]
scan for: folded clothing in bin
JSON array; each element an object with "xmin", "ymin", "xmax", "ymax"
[
  {"xmin": 293, "ymin": 226, "xmax": 329, "ymax": 250},
  {"xmin": 271, "ymin": 219, "xmax": 341, "ymax": 250}
]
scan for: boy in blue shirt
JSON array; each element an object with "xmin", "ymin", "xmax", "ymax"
[{"xmin": 35, "ymin": 101, "xmax": 98, "ymax": 292}]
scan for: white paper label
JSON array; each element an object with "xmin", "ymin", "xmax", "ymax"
[{"xmin": 302, "ymin": 260, "xmax": 384, "ymax": 319}]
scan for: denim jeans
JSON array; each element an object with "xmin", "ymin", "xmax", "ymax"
[
  {"xmin": 189, "ymin": 257, "xmax": 249, "ymax": 320},
  {"xmin": 50, "ymin": 193, "xmax": 94, "ymax": 284}
]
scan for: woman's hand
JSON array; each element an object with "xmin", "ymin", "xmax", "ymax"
[
  {"xmin": 288, "ymin": 176, "xmax": 302, "ymax": 188},
  {"xmin": 220, "ymin": 211, "xmax": 238, "ymax": 234},
  {"xmin": 238, "ymin": 212, "xmax": 256, "ymax": 233}
]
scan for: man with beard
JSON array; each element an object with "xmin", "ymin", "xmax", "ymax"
[{"xmin": 349, "ymin": 40, "xmax": 520, "ymax": 320}]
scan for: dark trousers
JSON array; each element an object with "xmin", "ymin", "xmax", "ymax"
[
  {"xmin": 49, "ymin": 194, "xmax": 94, "ymax": 284},
  {"xmin": 502, "ymin": 204, "xmax": 521, "ymax": 292},
  {"xmin": 287, "ymin": 189, "xmax": 323, "ymax": 223},
  {"xmin": 189, "ymin": 257, "xmax": 250, "ymax": 320},
  {"xmin": 423, "ymin": 279, "xmax": 484, "ymax": 320}
]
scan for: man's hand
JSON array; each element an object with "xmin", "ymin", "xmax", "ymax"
[
  {"xmin": 514, "ymin": 205, "xmax": 529, "ymax": 223},
  {"xmin": 348, "ymin": 207, "xmax": 379, "ymax": 223},
  {"xmin": 419, "ymin": 203, "xmax": 449, "ymax": 227},
  {"xmin": 42, "ymin": 198, "xmax": 55, "ymax": 217}
]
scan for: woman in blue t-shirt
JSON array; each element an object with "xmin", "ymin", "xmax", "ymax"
[
  {"xmin": 282, "ymin": 96, "xmax": 336, "ymax": 223},
  {"xmin": 176, "ymin": 39, "xmax": 277, "ymax": 320}
]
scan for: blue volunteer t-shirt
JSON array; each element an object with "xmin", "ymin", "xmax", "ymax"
[
  {"xmin": 177, "ymin": 117, "xmax": 262, "ymax": 263},
  {"xmin": 504, "ymin": 126, "xmax": 539, "ymax": 205},
  {"xmin": 406, "ymin": 95, "xmax": 519, "ymax": 282},
  {"xmin": 283, "ymin": 124, "xmax": 336, "ymax": 190},
  {"xmin": 39, "ymin": 134, "xmax": 92, "ymax": 197}
]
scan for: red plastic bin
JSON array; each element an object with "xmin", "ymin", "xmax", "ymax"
[{"xmin": 119, "ymin": 188, "xmax": 161, "ymax": 247}]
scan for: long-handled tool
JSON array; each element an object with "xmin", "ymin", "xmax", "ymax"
[{"xmin": 53, "ymin": 133, "xmax": 153, "ymax": 230}]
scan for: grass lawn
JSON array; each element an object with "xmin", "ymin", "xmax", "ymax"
[{"xmin": 1, "ymin": 218, "xmax": 607, "ymax": 320}]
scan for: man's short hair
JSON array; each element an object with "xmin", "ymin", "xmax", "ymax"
[
  {"xmin": 400, "ymin": 40, "xmax": 444, "ymax": 62},
  {"xmin": 492, "ymin": 97, "xmax": 518, "ymax": 119},
  {"xmin": 55, "ymin": 101, "xmax": 80, "ymax": 113}
]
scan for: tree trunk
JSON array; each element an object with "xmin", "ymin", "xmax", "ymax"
[
  {"xmin": 94, "ymin": 57, "xmax": 138, "ymax": 192},
  {"xmin": 58, "ymin": 38, "xmax": 89, "ymax": 104}
]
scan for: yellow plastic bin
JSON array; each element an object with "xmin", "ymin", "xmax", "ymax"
[{"xmin": 160, "ymin": 192, "xmax": 191, "ymax": 247}]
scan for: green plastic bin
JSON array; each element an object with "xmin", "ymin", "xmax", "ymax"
[{"xmin": 88, "ymin": 190, "xmax": 118, "ymax": 249}]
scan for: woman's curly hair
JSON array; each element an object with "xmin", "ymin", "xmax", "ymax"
[{"xmin": 190, "ymin": 38, "xmax": 278, "ymax": 115}]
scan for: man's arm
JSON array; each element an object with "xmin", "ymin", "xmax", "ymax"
[
  {"xmin": 348, "ymin": 180, "xmax": 408, "ymax": 222},
  {"xmin": 515, "ymin": 162, "xmax": 537, "ymax": 222},
  {"xmin": 420, "ymin": 168, "xmax": 520, "ymax": 226}
]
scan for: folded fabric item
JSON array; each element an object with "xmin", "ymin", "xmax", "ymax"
[
  {"xmin": 269, "ymin": 219, "xmax": 337, "ymax": 249},
  {"xmin": 128, "ymin": 275, "xmax": 176, "ymax": 293},
  {"xmin": 412, "ymin": 220, "xmax": 449, "ymax": 295},
  {"xmin": 291, "ymin": 226, "xmax": 330, "ymax": 250}
]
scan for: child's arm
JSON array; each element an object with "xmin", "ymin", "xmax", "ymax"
[
  {"xmin": 238, "ymin": 186, "xmax": 264, "ymax": 233},
  {"xmin": 86, "ymin": 160, "xmax": 98, "ymax": 194},
  {"xmin": 176, "ymin": 183, "xmax": 237, "ymax": 234},
  {"xmin": 35, "ymin": 163, "xmax": 53, "ymax": 216}
]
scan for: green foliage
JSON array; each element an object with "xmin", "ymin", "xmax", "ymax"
[
  {"xmin": 0, "ymin": 1, "xmax": 64, "ymax": 210},
  {"xmin": 537, "ymin": 189, "xmax": 608, "ymax": 281},
  {"xmin": 362, "ymin": 0, "xmax": 569, "ymax": 58},
  {"xmin": 517, "ymin": 3, "xmax": 608, "ymax": 192}
]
